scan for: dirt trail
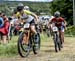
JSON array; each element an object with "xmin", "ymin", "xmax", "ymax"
[{"xmin": 0, "ymin": 37, "xmax": 75, "ymax": 61}]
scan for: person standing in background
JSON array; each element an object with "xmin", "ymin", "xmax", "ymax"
[{"xmin": 0, "ymin": 13, "xmax": 10, "ymax": 44}]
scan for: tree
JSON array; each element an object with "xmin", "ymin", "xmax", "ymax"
[{"xmin": 50, "ymin": 0, "xmax": 73, "ymax": 25}]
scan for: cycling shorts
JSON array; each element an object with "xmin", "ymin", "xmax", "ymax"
[
  {"xmin": 29, "ymin": 19, "xmax": 35, "ymax": 25},
  {"xmin": 58, "ymin": 26, "xmax": 65, "ymax": 32}
]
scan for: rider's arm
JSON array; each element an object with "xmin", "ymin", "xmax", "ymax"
[
  {"xmin": 61, "ymin": 17, "xmax": 67, "ymax": 29},
  {"xmin": 64, "ymin": 20, "xmax": 67, "ymax": 26},
  {"xmin": 31, "ymin": 13, "xmax": 38, "ymax": 21},
  {"xmin": 48, "ymin": 17, "xmax": 54, "ymax": 27},
  {"xmin": 63, "ymin": 20, "xmax": 67, "ymax": 30},
  {"xmin": 60, "ymin": 17, "xmax": 67, "ymax": 27},
  {"xmin": 24, "ymin": 10, "xmax": 38, "ymax": 21},
  {"xmin": 16, "ymin": 12, "xmax": 20, "ymax": 19},
  {"xmin": 61, "ymin": 17, "xmax": 67, "ymax": 27}
]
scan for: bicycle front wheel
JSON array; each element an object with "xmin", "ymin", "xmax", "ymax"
[{"xmin": 17, "ymin": 32, "xmax": 30, "ymax": 57}]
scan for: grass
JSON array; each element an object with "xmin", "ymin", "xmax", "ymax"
[
  {"xmin": 0, "ymin": 36, "xmax": 18, "ymax": 57},
  {"xmin": 0, "ymin": 33, "xmax": 50, "ymax": 57}
]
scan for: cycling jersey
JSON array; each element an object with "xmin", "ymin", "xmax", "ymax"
[
  {"xmin": 16, "ymin": 10, "xmax": 34, "ymax": 22},
  {"xmin": 0, "ymin": 18, "xmax": 10, "ymax": 35},
  {"xmin": 51, "ymin": 17, "xmax": 64, "ymax": 27}
]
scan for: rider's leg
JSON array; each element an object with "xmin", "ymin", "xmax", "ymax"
[
  {"xmin": 23, "ymin": 31, "xmax": 30, "ymax": 45},
  {"xmin": 2, "ymin": 35, "xmax": 7, "ymax": 44},
  {"xmin": 30, "ymin": 20, "xmax": 38, "ymax": 44},
  {"xmin": 59, "ymin": 30, "xmax": 64, "ymax": 48},
  {"xmin": 61, "ymin": 28, "xmax": 65, "ymax": 43},
  {"xmin": 59, "ymin": 26, "xmax": 64, "ymax": 44},
  {"xmin": 61, "ymin": 32, "xmax": 64, "ymax": 43},
  {"xmin": 30, "ymin": 19, "xmax": 37, "ymax": 34},
  {"xmin": 30, "ymin": 25, "xmax": 37, "ymax": 34}
]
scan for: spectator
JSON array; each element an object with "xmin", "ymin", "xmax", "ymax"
[{"xmin": 0, "ymin": 13, "xmax": 10, "ymax": 44}]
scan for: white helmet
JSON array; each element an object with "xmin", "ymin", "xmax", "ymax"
[
  {"xmin": 18, "ymin": 3, "xmax": 24, "ymax": 7},
  {"xmin": 54, "ymin": 11, "xmax": 60, "ymax": 18},
  {"xmin": 24, "ymin": 6, "xmax": 29, "ymax": 10}
]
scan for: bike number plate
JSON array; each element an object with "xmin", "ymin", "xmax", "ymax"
[
  {"xmin": 24, "ymin": 23, "xmax": 30, "ymax": 28},
  {"xmin": 52, "ymin": 27, "xmax": 58, "ymax": 32}
]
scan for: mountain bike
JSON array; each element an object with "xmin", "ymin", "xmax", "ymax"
[
  {"xmin": 17, "ymin": 22, "xmax": 40, "ymax": 57},
  {"xmin": 52, "ymin": 23, "xmax": 61, "ymax": 52}
]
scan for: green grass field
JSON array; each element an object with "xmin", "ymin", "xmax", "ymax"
[
  {"xmin": 0, "ymin": 36, "xmax": 18, "ymax": 57},
  {"xmin": 0, "ymin": 34, "xmax": 75, "ymax": 61},
  {"xmin": 0, "ymin": 34, "xmax": 50, "ymax": 57}
]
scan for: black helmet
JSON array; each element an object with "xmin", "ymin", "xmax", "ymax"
[
  {"xmin": 17, "ymin": 3, "xmax": 24, "ymax": 12},
  {"xmin": 54, "ymin": 11, "xmax": 60, "ymax": 18}
]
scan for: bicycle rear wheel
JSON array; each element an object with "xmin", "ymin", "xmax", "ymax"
[{"xmin": 32, "ymin": 33, "xmax": 41, "ymax": 54}]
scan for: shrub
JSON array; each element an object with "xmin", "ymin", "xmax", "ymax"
[{"xmin": 65, "ymin": 25, "xmax": 75, "ymax": 36}]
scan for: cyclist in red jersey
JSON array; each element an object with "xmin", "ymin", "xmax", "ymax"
[
  {"xmin": 50, "ymin": 11, "xmax": 67, "ymax": 48},
  {"xmin": 52, "ymin": 16, "xmax": 64, "ymax": 27}
]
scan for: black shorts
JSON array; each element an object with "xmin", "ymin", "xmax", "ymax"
[
  {"xmin": 57, "ymin": 27, "xmax": 61, "ymax": 31},
  {"xmin": 29, "ymin": 19, "xmax": 35, "ymax": 25},
  {"xmin": 57, "ymin": 26, "xmax": 65, "ymax": 32}
]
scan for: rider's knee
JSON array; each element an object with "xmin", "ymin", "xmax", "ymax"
[{"xmin": 30, "ymin": 25, "xmax": 35, "ymax": 30}]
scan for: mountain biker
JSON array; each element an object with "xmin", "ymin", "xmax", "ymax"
[
  {"xmin": 15, "ymin": 3, "xmax": 38, "ymax": 44},
  {"xmin": 49, "ymin": 11, "xmax": 67, "ymax": 48}
]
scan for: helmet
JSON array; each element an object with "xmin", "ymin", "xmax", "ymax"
[
  {"xmin": 17, "ymin": 3, "xmax": 24, "ymax": 12},
  {"xmin": 24, "ymin": 6, "xmax": 29, "ymax": 10},
  {"xmin": 54, "ymin": 11, "xmax": 60, "ymax": 18},
  {"xmin": 18, "ymin": 3, "xmax": 24, "ymax": 7}
]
